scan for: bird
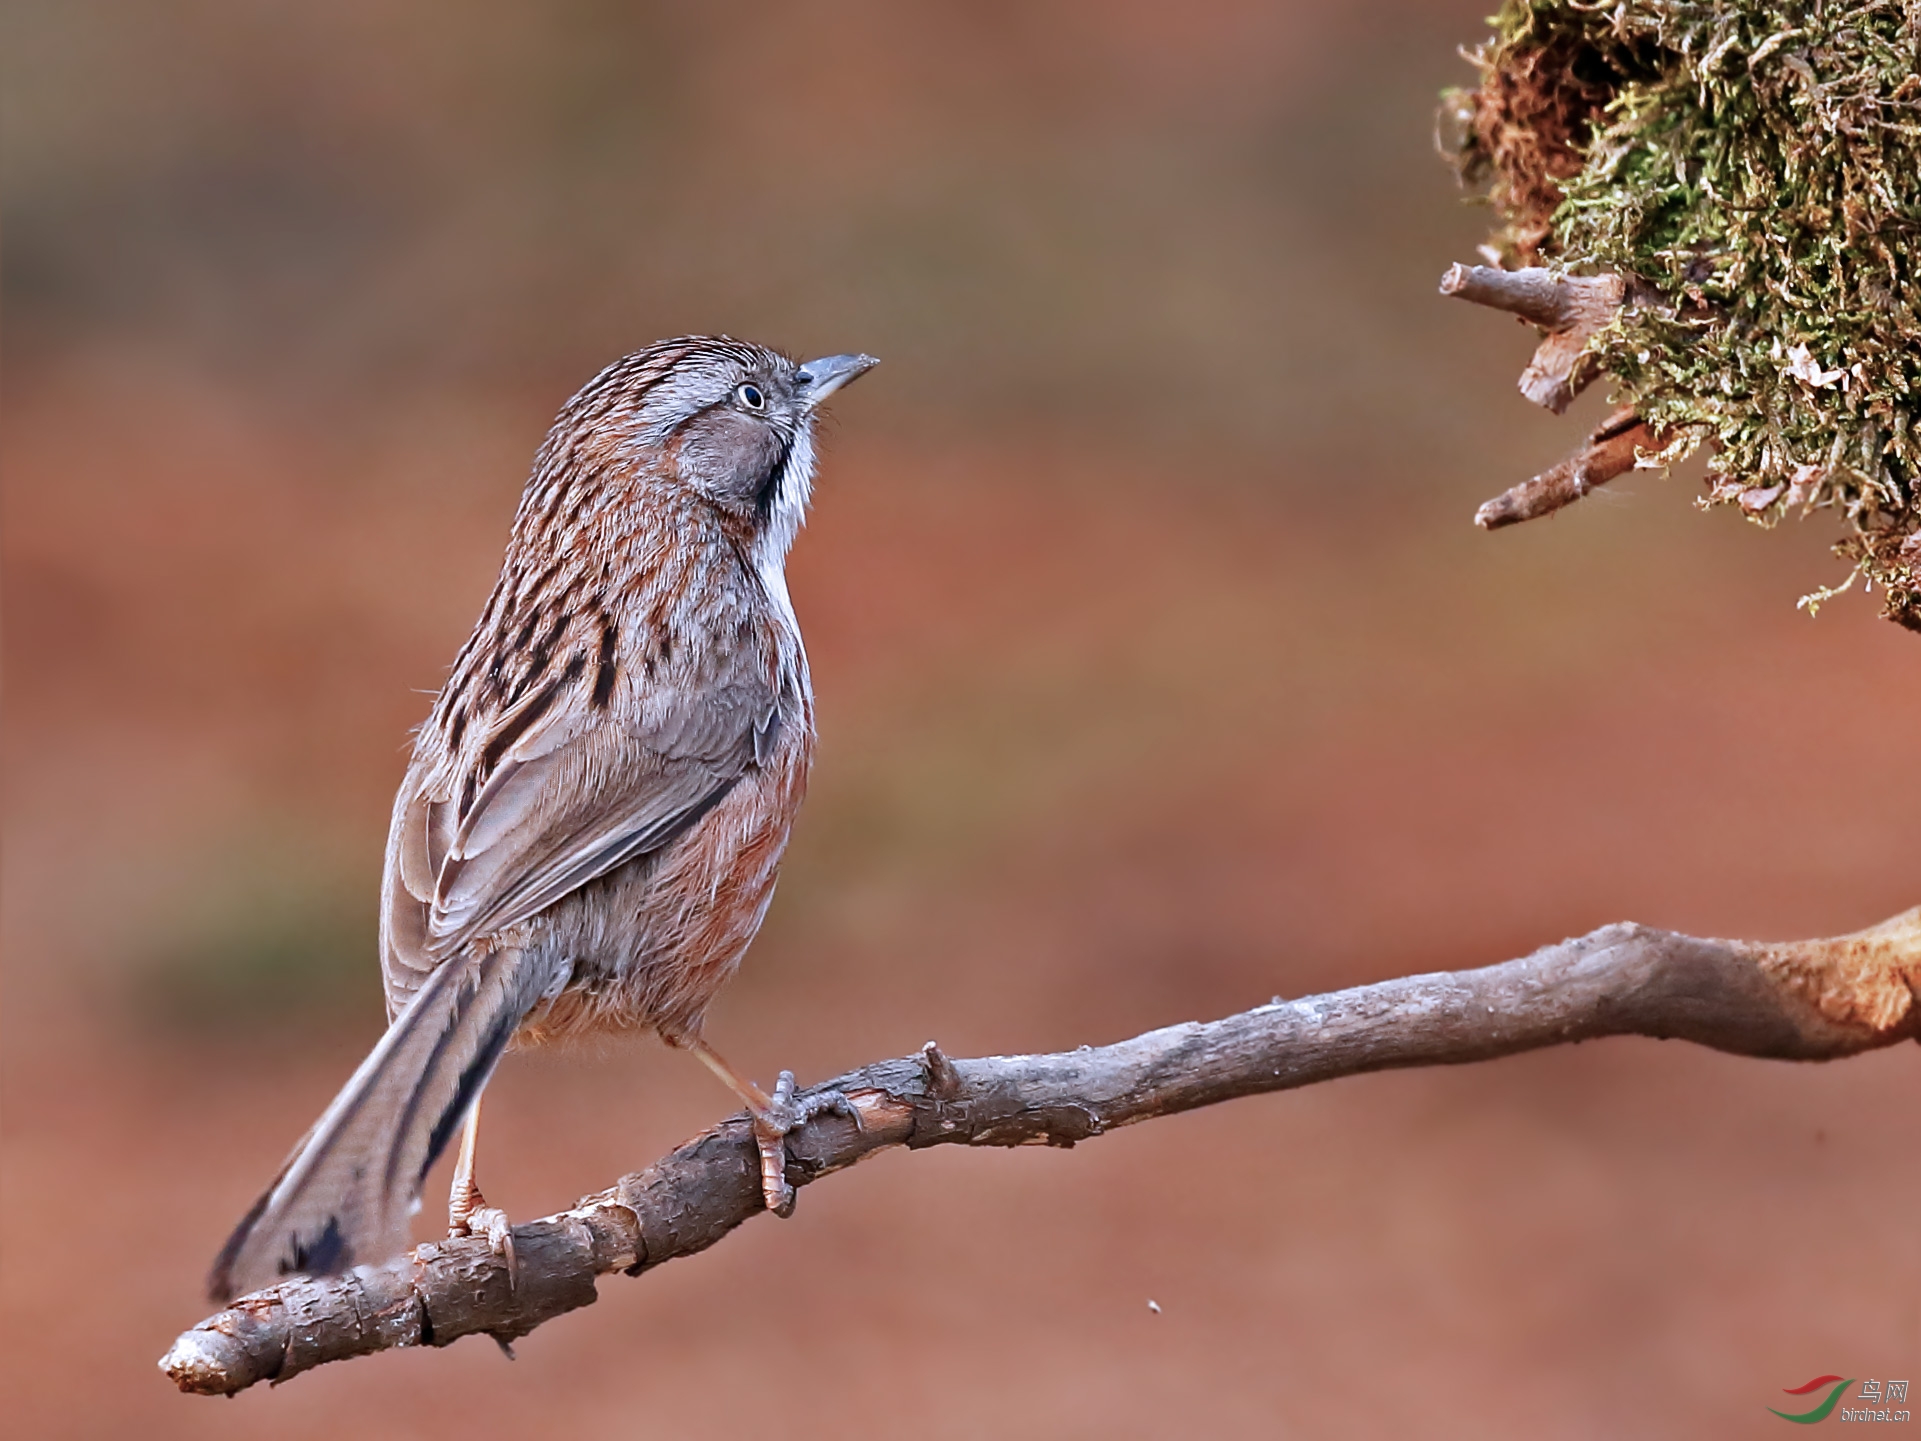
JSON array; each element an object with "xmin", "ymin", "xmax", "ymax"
[{"xmin": 209, "ymin": 337, "xmax": 877, "ymax": 1303}]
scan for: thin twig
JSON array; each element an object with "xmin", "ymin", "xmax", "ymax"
[
  {"xmin": 161, "ymin": 906, "xmax": 1920, "ymax": 1397},
  {"xmin": 1476, "ymin": 405, "xmax": 1658, "ymax": 529},
  {"xmin": 1440, "ymin": 263, "xmax": 1629, "ymax": 414}
]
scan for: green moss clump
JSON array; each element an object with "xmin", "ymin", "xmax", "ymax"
[{"xmin": 1444, "ymin": 1, "xmax": 1921, "ymax": 629}]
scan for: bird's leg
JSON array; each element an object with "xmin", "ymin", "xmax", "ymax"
[
  {"xmin": 680, "ymin": 1036, "xmax": 861, "ymax": 1217},
  {"xmin": 447, "ymin": 1097, "xmax": 516, "ymax": 1283}
]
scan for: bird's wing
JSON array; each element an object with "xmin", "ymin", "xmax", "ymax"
[{"xmin": 382, "ymin": 639, "xmax": 785, "ymax": 1003}]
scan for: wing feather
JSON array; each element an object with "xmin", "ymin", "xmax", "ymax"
[{"xmin": 382, "ymin": 631, "xmax": 787, "ymax": 1001}]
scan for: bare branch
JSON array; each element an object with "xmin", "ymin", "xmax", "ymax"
[
  {"xmin": 161, "ymin": 907, "xmax": 1920, "ymax": 1398},
  {"xmin": 1475, "ymin": 405, "xmax": 1658, "ymax": 529},
  {"xmin": 1439, "ymin": 264, "xmax": 1616, "ymax": 332},
  {"xmin": 1440, "ymin": 264, "xmax": 1628, "ymax": 414},
  {"xmin": 1439, "ymin": 265, "xmax": 1677, "ymax": 528}
]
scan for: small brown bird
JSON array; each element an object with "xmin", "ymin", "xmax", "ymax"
[{"xmin": 210, "ymin": 337, "xmax": 876, "ymax": 1302}]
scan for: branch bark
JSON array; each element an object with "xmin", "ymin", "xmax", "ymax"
[
  {"xmin": 1438, "ymin": 262, "xmax": 1678, "ymax": 529},
  {"xmin": 162, "ymin": 907, "xmax": 1921, "ymax": 1397},
  {"xmin": 1440, "ymin": 263, "xmax": 1628, "ymax": 415},
  {"xmin": 1475, "ymin": 404, "xmax": 1660, "ymax": 529}
]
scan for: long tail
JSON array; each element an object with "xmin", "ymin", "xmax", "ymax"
[{"xmin": 208, "ymin": 945, "xmax": 547, "ymax": 1302}]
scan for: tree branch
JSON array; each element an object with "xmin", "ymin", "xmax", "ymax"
[
  {"xmin": 1438, "ymin": 263, "xmax": 1678, "ymax": 529},
  {"xmin": 1474, "ymin": 405, "xmax": 1660, "ymax": 530},
  {"xmin": 1440, "ymin": 263, "xmax": 1628, "ymax": 415},
  {"xmin": 162, "ymin": 907, "xmax": 1920, "ymax": 1397}
]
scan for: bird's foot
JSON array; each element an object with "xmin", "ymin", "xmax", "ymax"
[
  {"xmin": 750, "ymin": 1070, "xmax": 861, "ymax": 1217},
  {"xmin": 449, "ymin": 1187, "xmax": 518, "ymax": 1288}
]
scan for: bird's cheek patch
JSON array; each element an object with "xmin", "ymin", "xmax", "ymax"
[{"xmin": 676, "ymin": 411, "xmax": 786, "ymax": 510}]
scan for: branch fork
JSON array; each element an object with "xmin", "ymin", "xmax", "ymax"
[
  {"xmin": 1440, "ymin": 262, "xmax": 1667, "ymax": 527},
  {"xmin": 1440, "ymin": 263, "xmax": 1629, "ymax": 415}
]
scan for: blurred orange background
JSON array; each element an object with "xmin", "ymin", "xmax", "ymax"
[{"xmin": 4, "ymin": 3, "xmax": 1917, "ymax": 1436}]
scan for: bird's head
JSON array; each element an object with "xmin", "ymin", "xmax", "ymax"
[{"xmin": 552, "ymin": 337, "xmax": 877, "ymax": 553}]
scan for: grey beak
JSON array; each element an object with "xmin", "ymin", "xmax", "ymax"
[{"xmin": 795, "ymin": 353, "xmax": 879, "ymax": 408}]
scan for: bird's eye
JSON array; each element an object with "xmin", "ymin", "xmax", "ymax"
[{"xmin": 736, "ymin": 382, "xmax": 765, "ymax": 412}]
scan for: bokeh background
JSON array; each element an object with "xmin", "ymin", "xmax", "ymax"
[{"xmin": 4, "ymin": 2, "xmax": 1917, "ymax": 1436}]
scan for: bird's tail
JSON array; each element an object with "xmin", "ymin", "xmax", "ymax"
[{"xmin": 208, "ymin": 945, "xmax": 543, "ymax": 1302}]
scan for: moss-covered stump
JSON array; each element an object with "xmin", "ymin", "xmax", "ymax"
[{"xmin": 1440, "ymin": 1, "xmax": 1921, "ymax": 630}]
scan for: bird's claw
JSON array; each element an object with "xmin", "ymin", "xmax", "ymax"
[
  {"xmin": 452, "ymin": 1203, "xmax": 518, "ymax": 1290},
  {"xmin": 751, "ymin": 1070, "xmax": 862, "ymax": 1217}
]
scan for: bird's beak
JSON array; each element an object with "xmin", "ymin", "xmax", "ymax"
[{"xmin": 795, "ymin": 353, "xmax": 879, "ymax": 408}]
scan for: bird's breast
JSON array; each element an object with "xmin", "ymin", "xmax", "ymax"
[{"xmin": 513, "ymin": 726, "xmax": 812, "ymax": 1045}]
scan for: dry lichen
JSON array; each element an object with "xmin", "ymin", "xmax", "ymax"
[{"xmin": 1442, "ymin": 0, "xmax": 1921, "ymax": 630}]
